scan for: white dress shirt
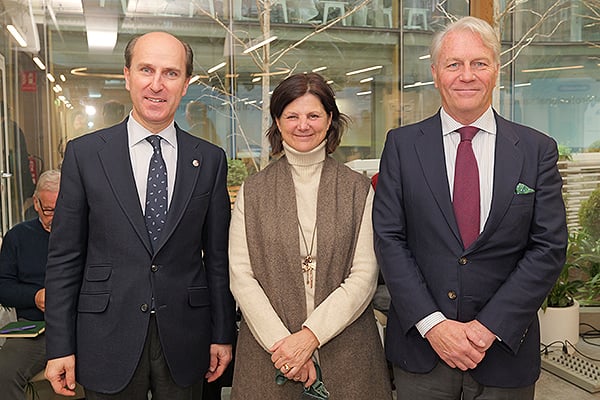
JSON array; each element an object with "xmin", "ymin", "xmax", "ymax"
[
  {"xmin": 127, "ymin": 113, "xmax": 178, "ymax": 212},
  {"xmin": 415, "ymin": 106, "xmax": 497, "ymax": 337}
]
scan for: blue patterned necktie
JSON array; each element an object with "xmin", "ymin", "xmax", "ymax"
[
  {"xmin": 145, "ymin": 135, "xmax": 168, "ymax": 250},
  {"xmin": 453, "ymin": 126, "xmax": 480, "ymax": 249}
]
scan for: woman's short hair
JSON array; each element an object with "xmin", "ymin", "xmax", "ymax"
[
  {"xmin": 430, "ymin": 16, "xmax": 500, "ymax": 66},
  {"xmin": 267, "ymin": 72, "xmax": 349, "ymax": 155}
]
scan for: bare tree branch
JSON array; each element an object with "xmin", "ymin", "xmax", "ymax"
[{"xmin": 499, "ymin": 0, "xmax": 570, "ymax": 69}]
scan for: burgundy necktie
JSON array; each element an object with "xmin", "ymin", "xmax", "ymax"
[{"xmin": 453, "ymin": 126, "xmax": 480, "ymax": 249}]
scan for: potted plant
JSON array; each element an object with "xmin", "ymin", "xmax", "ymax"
[
  {"xmin": 227, "ymin": 158, "xmax": 249, "ymax": 208},
  {"xmin": 539, "ymin": 231, "xmax": 583, "ymax": 347},
  {"xmin": 539, "ymin": 227, "xmax": 600, "ymax": 348}
]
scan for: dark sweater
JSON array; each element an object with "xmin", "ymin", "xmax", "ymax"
[{"xmin": 0, "ymin": 218, "xmax": 49, "ymax": 321}]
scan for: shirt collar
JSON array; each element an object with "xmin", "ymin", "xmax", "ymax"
[
  {"xmin": 440, "ymin": 106, "xmax": 496, "ymax": 137},
  {"xmin": 127, "ymin": 112, "xmax": 177, "ymax": 149}
]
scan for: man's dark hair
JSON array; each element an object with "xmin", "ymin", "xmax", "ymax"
[{"xmin": 124, "ymin": 32, "xmax": 194, "ymax": 78}]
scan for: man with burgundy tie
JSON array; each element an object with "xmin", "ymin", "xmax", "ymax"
[
  {"xmin": 43, "ymin": 32, "xmax": 236, "ymax": 399},
  {"xmin": 373, "ymin": 17, "xmax": 567, "ymax": 399}
]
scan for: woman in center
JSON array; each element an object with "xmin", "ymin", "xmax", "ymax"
[{"xmin": 229, "ymin": 72, "xmax": 392, "ymax": 399}]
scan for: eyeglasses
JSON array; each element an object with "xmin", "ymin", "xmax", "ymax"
[{"xmin": 35, "ymin": 197, "xmax": 55, "ymax": 216}]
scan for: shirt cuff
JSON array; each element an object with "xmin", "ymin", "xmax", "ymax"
[{"xmin": 415, "ymin": 312, "xmax": 446, "ymax": 337}]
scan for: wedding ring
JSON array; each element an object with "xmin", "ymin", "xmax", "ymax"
[{"xmin": 283, "ymin": 363, "xmax": 291, "ymax": 372}]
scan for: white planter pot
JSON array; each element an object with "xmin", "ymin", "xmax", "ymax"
[{"xmin": 538, "ymin": 300, "xmax": 580, "ymax": 348}]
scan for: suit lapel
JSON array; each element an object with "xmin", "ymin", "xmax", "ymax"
[
  {"xmin": 154, "ymin": 127, "xmax": 202, "ymax": 253},
  {"xmin": 476, "ymin": 114, "xmax": 523, "ymax": 246},
  {"xmin": 98, "ymin": 120, "xmax": 153, "ymax": 253},
  {"xmin": 414, "ymin": 114, "xmax": 462, "ymax": 244}
]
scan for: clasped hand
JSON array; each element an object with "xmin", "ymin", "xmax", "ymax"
[
  {"xmin": 270, "ymin": 327, "xmax": 320, "ymax": 387},
  {"xmin": 425, "ymin": 319, "xmax": 496, "ymax": 371}
]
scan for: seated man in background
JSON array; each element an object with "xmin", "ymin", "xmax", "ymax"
[
  {"xmin": 185, "ymin": 100, "xmax": 223, "ymax": 148},
  {"xmin": 102, "ymin": 100, "xmax": 125, "ymax": 128},
  {"xmin": 0, "ymin": 169, "xmax": 60, "ymax": 399}
]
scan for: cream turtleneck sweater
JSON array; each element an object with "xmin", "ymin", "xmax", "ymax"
[{"xmin": 229, "ymin": 140, "xmax": 378, "ymax": 351}]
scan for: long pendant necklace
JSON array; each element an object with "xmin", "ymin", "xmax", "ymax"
[{"xmin": 298, "ymin": 217, "xmax": 317, "ymax": 288}]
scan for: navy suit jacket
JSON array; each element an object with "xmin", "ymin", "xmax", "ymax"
[
  {"xmin": 373, "ymin": 111, "xmax": 567, "ymax": 387},
  {"xmin": 45, "ymin": 119, "xmax": 236, "ymax": 393}
]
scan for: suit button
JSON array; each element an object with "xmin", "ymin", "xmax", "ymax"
[
  {"xmin": 151, "ymin": 264, "xmax": 159, "ymax": 272},
  {"xmin": 447, "ymin": 291, "xmax": 457, "ymax": 300},
  {"xmin": 458, "ymin": 257, "xmax": 468, "ymax": 265},
  {"xmin": 140, "ymin": 303, "xmax": 149, "ymax": 313}
]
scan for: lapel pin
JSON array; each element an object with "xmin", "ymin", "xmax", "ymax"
[{"xmin": 192, "ymin": 159, "xmax": 200, "ymax": 167}]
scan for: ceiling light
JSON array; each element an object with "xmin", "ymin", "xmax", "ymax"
[
  {"xmin": 6, "ymin": 25, "xmax": 27, "ymax": 47},
  {"xmin": 360, "ymin": 77, "xmax": 374, "ymax": 83},
  {"xmin": 189, "ymin": 75, "xmax": 201, "ymax": 84},
  {"xmin": 243, "ymin": 36, "xmax": 277, "ymax": 54},
  {"xmin": 60, "ymin": 74, "xmax": 66, "ymax": 82},
  {"xmin": 312, "ymin": 66, "xmax": 327, "ymax": 72},
  {"xmin": 251, "ymin": 68, "xmax": 290, "ymax": 77},
  {"xmin": 85, "ymin": 105, "xmax": 96, "ymax": 116},
  {"xmin": 47, "ymin": 73, "xmax": 56, "ymax": 83},
  {"xmin": 346, "ymin": 65, "xmax": 383, "ymax": 76},
  {"xmin": 514, "ymin": 82, "xmax": 532, "ymax": 87},
  {"xmin": 70, "ymin": 67, "xmax": 123, "ymax": 79},
  {"xmin": 85, "ymin": 13, "xmax": 118, "ymax": 52},
  {"xmin": 357, "ymin": 91, "xmax": 372, "ymax": 96},
  {"xmin": 207, "ymin": 62, "xmax": 226, "ymax": 74},
  {"xmin": 403, "ymin": 81, "xmax": 435, "ymax": 89},
  {"xmin": 87, "ymin": 30, "xmax": 118, "ymax": 51},
  {"xmin": 32, "ymin": 56, "xmax": 46, "ymax": 70},
  {"xmin": 521, "ymin": 65, "xmax": 583, "ymax": 73},
  {"xmin": 419, "ymin": 54, "xmax": 431, "ymax": 60},
  {"xmin": 252, "ymin": 77, "xmax": 261, "ymax": 83}
]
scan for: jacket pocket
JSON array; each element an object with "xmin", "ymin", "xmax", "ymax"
[
  {"xmin": 78, "ymin": 292, "xmax": 110, "ymax": 313},
  {"xmin": 85, "ymin": 265, "xmax": 112, "ymax": 281},
  {"xmin": 188, "ymin": 287, "xmax": 210, "ymax": 307}
]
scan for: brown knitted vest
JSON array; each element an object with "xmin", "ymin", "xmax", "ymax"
[{"xmin": 230, "ymin": 156, "xmax": 392, "ymax": 399}]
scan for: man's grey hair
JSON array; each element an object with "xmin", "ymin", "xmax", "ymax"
[
  {"xmin": 430, "ymin": 16, "xmax": 501, "ymax": 66},
  {"xmin": 34, "ymin": 169, "xmax": 61, "ymax": 196}
]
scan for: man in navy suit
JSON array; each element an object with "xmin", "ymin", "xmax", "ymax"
[
  {"xmin": 44, "ymin": 31, "xmax": 236, "ymax": 399},
  {"xmin": 373, "ymin": 17, "xmax": 567, "ymax": 399}
]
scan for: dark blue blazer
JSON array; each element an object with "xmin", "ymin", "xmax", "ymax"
[
  {"xmin": 373, "ymin": 111, "xmax": 568, "ymax": 387},
  {"xmin": 45, "ymin": 119, "xmax": 236, "ymax": 393}
]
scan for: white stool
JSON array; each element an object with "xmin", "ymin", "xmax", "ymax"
[
  {"xmin": 232, "ymin": 0, "xmax": 258, "ymax": 20},
  {"xmin": 273, "ymin": 0, "xmax": 289, "ymax": 23},
  {"xmin": 322, "ymin": 1, "xmax": 347, "ymax": 26},
  {"xmin": 404, "ymin": 7, "xmax": 428, "ymax": 30},
  {"xmin": 190, "ymin": 0, "xmax": 215, "ymax": 17},
  {"xmin": 382, "ymin": 7, "xmax": 392, "ymax": 28},
  {"xmin": 352, "ymin": 5, "xmax": 368, "ymax": 26}
]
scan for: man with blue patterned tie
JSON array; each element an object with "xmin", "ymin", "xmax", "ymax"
[{"xmin": 44, "ymin": 32, "xmax": 235, "ymax": 399}]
